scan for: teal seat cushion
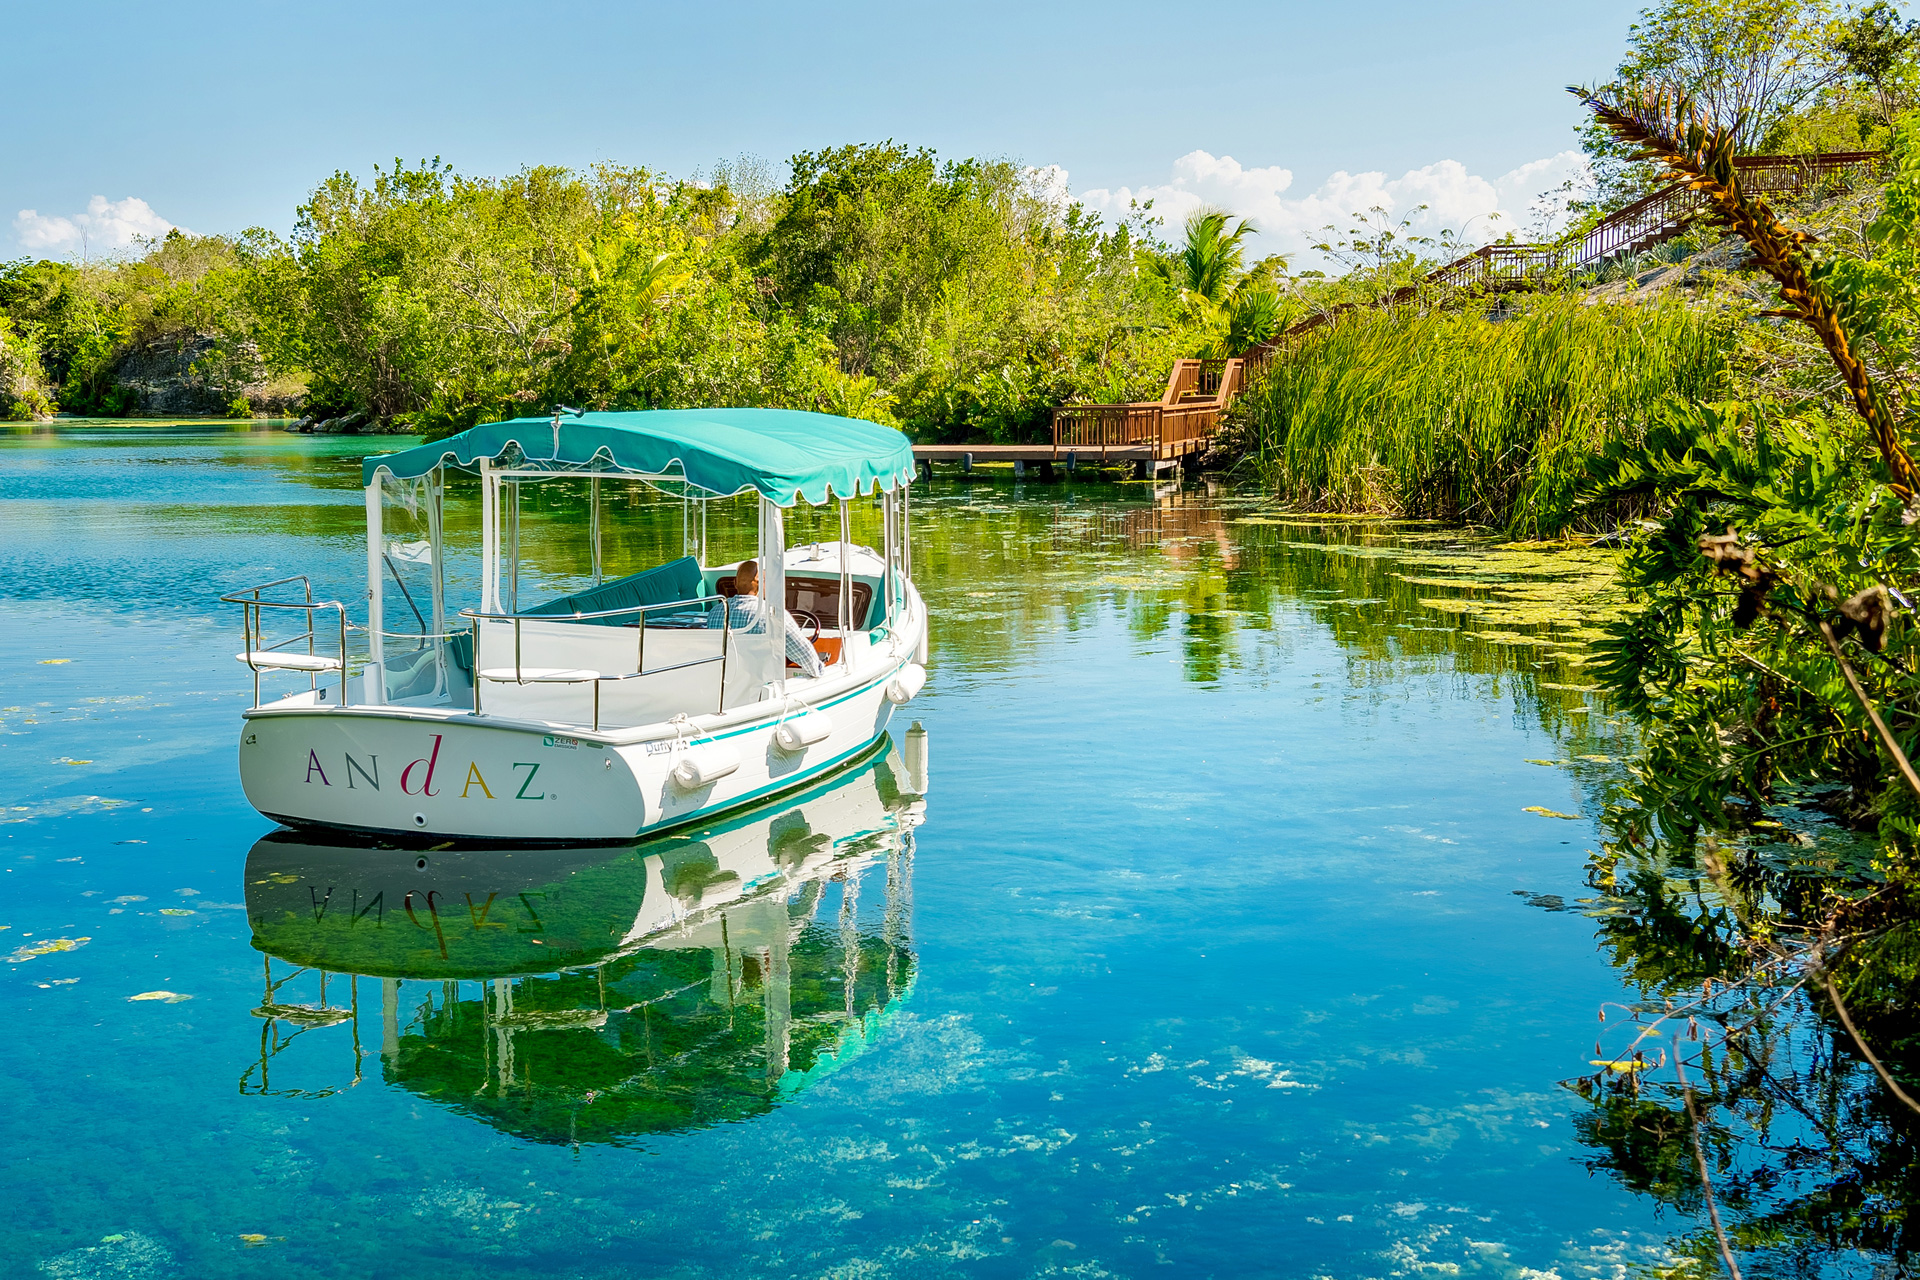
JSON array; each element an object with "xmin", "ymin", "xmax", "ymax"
[{"xmin": 521, "ymin": 556, "xmax": 706, "ymax": 626}]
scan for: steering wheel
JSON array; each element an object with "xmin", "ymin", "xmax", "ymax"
[{"xmin": 791, "ymin": 609, "xmax": 823, "ymax": 643}]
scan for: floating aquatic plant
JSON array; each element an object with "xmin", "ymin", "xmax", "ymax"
[{"xmin": 7, "ymin": 936, "xmax": 89, "ymax": 962}]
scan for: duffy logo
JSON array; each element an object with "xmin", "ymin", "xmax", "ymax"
[{"xmin": 302, "ymin": 732, "xmax": 546, "ymax": 800}]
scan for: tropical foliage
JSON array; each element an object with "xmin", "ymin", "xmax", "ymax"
[
  {"xmin": 1148, "ymin": 207, "xmax": 1288, "ymax": 356},
  {"xmin": 1579, "ymin": 0, "xmax": 1920, "ymax": 211},
  {"xmin": 1551, "ymin": 80, "xmax": 1920, "ymax": 1280},
  {"xmin": 0, "ymin": 147, "xmax": 1208, "ymax": 441}
]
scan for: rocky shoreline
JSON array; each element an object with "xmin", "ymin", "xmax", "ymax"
[
  {"xmin": 109, "ymin": 333, "xmax": 306, "ymax": 417},
  {"xmin": 282, "ymin": 410, "xmax": 412, "ymax": 435}
]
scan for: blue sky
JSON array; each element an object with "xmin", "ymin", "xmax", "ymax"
[{"xmin": 5, "ymin": 0, "xmax": 1645, "ymax": 262}]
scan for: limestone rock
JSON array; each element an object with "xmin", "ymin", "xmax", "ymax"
[{"xmin": 108, "ymin": 331, "xmax": 306, "ymax": 417}]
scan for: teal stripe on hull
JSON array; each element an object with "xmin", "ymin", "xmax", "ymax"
[{"xmin": 632, "ymin": 731, "xmax": 895, "ymax": 841}]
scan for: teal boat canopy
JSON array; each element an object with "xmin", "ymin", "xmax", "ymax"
[{"xmin": 362, "ymin": 408, "xmax": 915, "ymax": 507}]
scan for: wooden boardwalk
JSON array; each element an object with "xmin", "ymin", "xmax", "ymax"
[
  {"xmin": 910, "ymin": 442, "xmax": 1174, "ymax": 479},
  {"xmin": 916, "ymin": 357, "xmax": 1247, "ymax": 477}
]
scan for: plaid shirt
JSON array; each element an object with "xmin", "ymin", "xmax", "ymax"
[{"xmin": 708, "ymin": 595, "xmax": 824, "ymax": 677}]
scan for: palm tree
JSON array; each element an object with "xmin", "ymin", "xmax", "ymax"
[
  {"xmin": 1155, "ymin": 207, "xmax": 1290, "ymax": 357},
  {"xmin": 1157, "ymin": 207, "xmax": 1257, "ymax": 305}
]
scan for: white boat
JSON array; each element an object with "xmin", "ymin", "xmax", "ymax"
[{"xmin": 225, "ymin": 408, "xmax": 929, "ymax": 842}]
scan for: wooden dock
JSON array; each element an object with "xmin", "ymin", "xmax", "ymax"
[{"xmin": 909, "ymin": 443, "xmax": 1178, "ymax": 480}]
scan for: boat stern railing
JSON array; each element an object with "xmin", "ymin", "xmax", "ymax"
[
  {"xmin": 220, "ymin": 575, "xmax": 351, "ymax": 708},
  {"xmin": 459, "ymin": 594, "xmax": 738, "ymax": 729}
]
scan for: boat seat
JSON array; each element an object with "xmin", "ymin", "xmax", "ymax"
[
  {"xmin": 236, "ymin": 652, "xmax": 342, "ymax": 672},
  {"xmin": 520, "ymin": 556, "xmax": 705, "ymax": 626},
  {"xmin": 477, "ymin": 667, "xmax": 601, "ymax": 684}
]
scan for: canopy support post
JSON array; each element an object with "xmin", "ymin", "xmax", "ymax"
[
  {"xmin": 507, "ymin": 480, "xmax": 521, "ymax": 614},
  {"xmin": 479, "ymin": 458, "xmax": 498, "ymax": 614},
  {"xmin": 759, "ymin": 497, "xmax": 786, "ymax": 698},
  {"xmin": 427, "ymin": 469, "xmax": 448, "ymax": 696},
  {"xmin": 877, "ymin": 491, "xmax": 888, "ymax": 625},
  {"xmin": 364, "ymin": 477, "xmax": 385, "ymax": 705},
  {"xmin": 839, "ymin": 498, "xmax": 853, "ymax": 669},
  {"xmin": 590, "ymin": 476, "xmax": 603, "ymax": 586}
]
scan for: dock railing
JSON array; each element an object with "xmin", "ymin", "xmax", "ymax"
[
  {"xmin": 1052, "ymin": 357, "xmax": 1245, "ymax": 460},
  {"xmin": 1245, "ymin": 149, "xmax": 1892, "ymax": 369}
]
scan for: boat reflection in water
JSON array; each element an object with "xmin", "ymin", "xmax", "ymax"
[{"xmin": 239, "ymin": 726, "xmax": 927, "ymax": 1145}]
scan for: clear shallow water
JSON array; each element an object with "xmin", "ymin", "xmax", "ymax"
[{"xmin": 0, "ymin": 425, "xmax": 1658, "ymax": 1279}]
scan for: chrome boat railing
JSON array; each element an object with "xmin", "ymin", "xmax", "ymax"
[
  {"xmin": 220, "ymin": 575, "xmax": 351, "ymax": 707},
  {"xmin": 459, "ymin": 594, "xmax": 737, "ymax": 729}
]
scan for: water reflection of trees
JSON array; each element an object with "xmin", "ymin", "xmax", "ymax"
[
  {"xmin": 1007, "ymin": 484, "xmax": 1920, "ymax": 1277},
  {"xmin": 908, "ymin": 482, "xmax": 1620, "ymax": 736},
  {"xmin": 1568, "ymin": 816, "xmax": 1920, "ymax": 1275},
  {"xmin": 899, "ymin": 479, "xmax": 1920, "ymax": 1276},
  {"xmin": 240, "ymin": 740, "xmax": 924, "ymax": 1147}
]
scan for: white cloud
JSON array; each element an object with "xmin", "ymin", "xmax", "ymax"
[
  {"xmin": 1074, "ymin": 149, "xmax": 1592, "ymax": 266},
  {"xmin": 13, "ymin": 196, "xmax": 182, "ymax": 257}
]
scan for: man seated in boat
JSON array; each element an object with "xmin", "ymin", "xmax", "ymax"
[{"xmin": 710, "ymin": 559, "xmax": 825, "ymax": 677}]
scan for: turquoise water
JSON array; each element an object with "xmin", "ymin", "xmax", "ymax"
[{"xmin": 0, "ymin": 425, "xmax": 1660, "ymax": 1278}]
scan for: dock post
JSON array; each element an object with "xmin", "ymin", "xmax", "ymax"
[
  {"xmin": 1014, "ymin": 460, "xmax": 1025, "ymax": 478},
  {"xmin": 1040, "ymin": 460, "xmax": 1055, "ymax": 482},
  {"xmin": 918, "ymin": 458, "xmax": 933, "ymax": 482},
  {"xmin": 963, "ymin": 452, "xmax": 973, "ymax": 474},
  {"xmin": 1133, "ymin": 458, "xmax": 1147, "ymax": 480},
  {"xmin": 1066, "ymin": 450, "xmax": 1077, "ymax": 475}
]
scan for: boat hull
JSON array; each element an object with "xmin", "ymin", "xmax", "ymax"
[{"xmin": 238, "ymin": 665, "xmax": 910, "ymax": 843}]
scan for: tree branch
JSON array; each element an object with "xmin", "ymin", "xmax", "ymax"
[
  {"xmin": 1674, "ymin": 1040, "xmax": 1744, "ymax": 1280},
  {"xmin": 1571, "ymin": 84, "xmax": 1920, "ymax": 499},
  {"xmin": 1816, "ymin": 962, "xmax": 1920, "ymax": 1116},
  {"xmin": 1815, "ymin": 619, "xmax": 1920, "ymax": 802}
]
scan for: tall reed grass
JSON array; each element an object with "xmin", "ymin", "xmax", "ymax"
[{"xmin": 1233, "ymin": 296, "xmax": 1734, "ymax": 535}]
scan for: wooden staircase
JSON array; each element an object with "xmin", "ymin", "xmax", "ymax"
[
  {"xmin": 1252, "ymin": 149, "xmax": 1887, "ymax": 354},
  {"xmin": 1051, "ymin": 357, "xmax": 1245, "ymax": 464}
]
